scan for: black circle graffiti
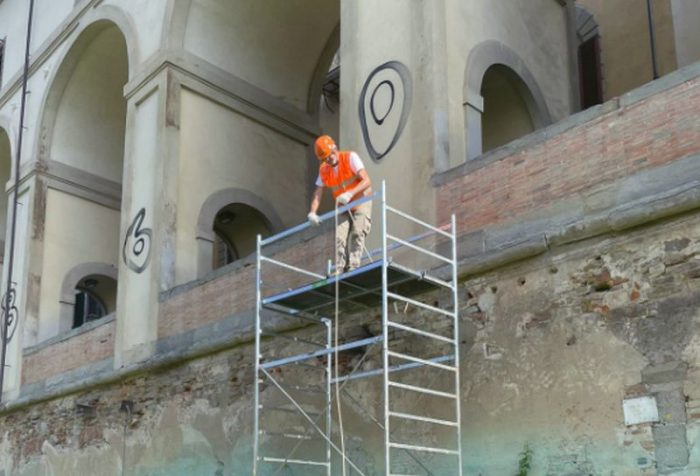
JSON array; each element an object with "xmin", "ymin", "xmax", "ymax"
[
  {"xmin": 1, "ymin": 285, "xmax": 18, "ymax": 344},
  {"xmin": 358, "ymin": 61, "xmax": 412, "ymax": 161},
  {"xmin": 122, "ymin": 208, "xmax": 152, "ymax": 274}
]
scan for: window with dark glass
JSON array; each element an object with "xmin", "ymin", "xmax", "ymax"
[{"xmin": 73, "ymin": 290, "xmax": 107, "ymax": 328}]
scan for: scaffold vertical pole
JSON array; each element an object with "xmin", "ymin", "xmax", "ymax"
[
  {"xmin": 253, "ymin": 233, "xmax": 261, "ymax": 476},
  {"xmin": 325, "ymin": 318, "xmax": 332, "ymax": 476},
  {"xmin": 452, "ymin": 213, "xmax": 464, "ymax": 475},
  {"xmin": 381, "ymin": 181, "xmax": 391, "ymax": 474}
]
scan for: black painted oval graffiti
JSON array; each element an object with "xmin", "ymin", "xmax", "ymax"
[
  {"xmin": 370, "ymin": 80, "xmax": 395, "ymax": 125},
  {"xmin": 1, "ymin": 284, "xmax": 18, "ymax": 344},
  {"xmin": 123, "ymin": 208, "xmax": 152, "ymax": 274},
  {"xmin": 358, "ymin": 61, "xmax": 412, "ymax": 161}
]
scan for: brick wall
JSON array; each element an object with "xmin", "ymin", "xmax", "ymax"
[
  {"xmin": 22, "ymin": 320, "xmax": 115, "ymax": 386},
  {"xmin": 158, "ymin": 227, "xmax": 335, "ymax": 339},
  {"xmin": 436, "ymin": 75, "xmax": 700, "ymax": 233}
]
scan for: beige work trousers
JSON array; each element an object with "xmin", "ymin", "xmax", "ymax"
[{"xmin": 336, "ymin": 201, "xmax": 372, "ymax": 272}]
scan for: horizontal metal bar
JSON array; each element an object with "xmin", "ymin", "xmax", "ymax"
[
  {"xmin": 387, "ymin": 321, "xmax": 454, "ymax": 344},
  {"xmin": 385, "ymin": 205, "xmax": 453, "ymax": 238},
  {"xmin": 261, "ymin": 336, "xmax": 383, "ymax": 369},
  {"xmin": 389, "ymin": 411, "xmax": 458, "ymax": 427},
  {"xmin": 388, "ymin": 381, "xmax": 457, "ymax": 399},
  {"xmin": 261, "ymin": 192, "xmax": 378, "ymax": 246},
  {"xmin": 271, "ymin": 383, "xmax": 325, "ymax": 394},
  {"xmin": 387, "ymin": 234, "xmax": 452, "ymax": 264},
  {"xmin": 332, "ymin": 355, "xmax": 454, "ymax": 384},
  {"xmin": 387, "ymin": 351, "xmax": 457, "ymax": 372},
  {"xmin": 388, "ymin": 442, "xmax": 460, "ymax": 456},
  {"xmin": 262, "ymin": 260, "xmax": 384, "ymax": 306},
  {"xmin": 260, "ymin": 256, "xmax": 324, "ymax": 280},
  {"xmin": 262, "ymin": 406, "xmax": 321, "ymax": 416},
  {"xmin": 386, "ymin": 292, "xmax": 454, "ymax": 317},
  {"xmin": 261, "ymin": 457, "xmax": 330, "ymax": 467},
  {"xmin": 260, "ymin": 430, "xmax": 321, "ymax": 441},
  {"xmin": 260, "ymin": 330, "xmax": 326, "ymax": 348},
  {"xmin": 260, "ymin": 303, "xmax": 330, "ymax": 325},
  {"xmin": 420, "ymin": 272, "xmax": 456, "ymax": 291}
]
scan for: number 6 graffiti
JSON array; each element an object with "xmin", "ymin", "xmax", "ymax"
[
  {"xmin": 1, "ymin": 284, "xmax": 18, "ymax": 345},
  {"xmin": 122, "ymin": 208, "xmax": 152, "ymax": 274}
]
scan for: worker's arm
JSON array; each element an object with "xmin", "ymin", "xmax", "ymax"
[
  {"xmin": 347, "ymin": 168, "xmax": 371, "ymax": 197},
  {"xmin": 309, "ymin": 185, "xmax": 324, "ymax": 214}
]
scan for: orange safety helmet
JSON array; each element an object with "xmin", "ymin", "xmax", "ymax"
[{"xmin": 314, "ymin": 135, "xmax": 336, "ymax": 160}]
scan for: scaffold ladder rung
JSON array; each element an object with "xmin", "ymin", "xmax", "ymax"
[
  {"xmin": 387, "ymin": 351, "xmax": 457, "ymax": 372},
  {"xmin": 387, "ymin": 321, "xmax": 454, "ymax": 344},
  {"xmin": 261, "ymin": 335, "xmax": 383, "ymax": 370},
  {"xmin": 386, "ymin": 233, "xmax": 452, "ymax": 264},
  {"xmin": 261, "ymin": 456, "xmax": 330, "ymax": 467},
  {"xmin": 389, "ymin": 411, "xmax": 458, "ymax": 427},
  {"xmin": 332, "ymin": 354, "xmax": 454, "ymax": 384},
  {"xmin": 386, "ymin": 292, "xmax": 454, "ymax": 317},
  {"xmin": 260, "ymin": 330, "xmax": 326, "ymax": 347},
  {"xmin": 262, "ymin": 405, "xmax": 322, "ymax": 416},
  {"xmin": 388, "ymin": 380, "xmax": 457, "ymax": 399},
  {"xmin": 260, "ymin": 430, "xmax": 322, "ymax": 441},
  {"xmin": 420, "ymin": 273, "xmax": 455, "ymax": 291},
  {"xmin": 388, "ymin": 442, "xmax": 460, "ymax": 456}
]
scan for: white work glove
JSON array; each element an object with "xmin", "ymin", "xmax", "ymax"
[
  {"xmin": 336, "ymin": 192, "xmax": 353, "ymax": 206},
  {"xmin": 307, "ymin": 212, "xmax": 321, "ymax": 226}
]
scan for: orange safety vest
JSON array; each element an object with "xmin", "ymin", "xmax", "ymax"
[{"xmin": 319, "ymin": 151, "xmax": 363, "ymax": 202}]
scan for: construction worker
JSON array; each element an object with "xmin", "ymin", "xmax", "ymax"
[{"xmin": 308, "ymin": 135, "xmax": 373, "ymax": 273}]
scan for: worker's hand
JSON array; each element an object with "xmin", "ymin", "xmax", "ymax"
[
  {"xmin": 337, "ymin": 192, "xmax": 353, "ymax": 206},
  {"xmin": 307, "ymin": 212, "xmax": 321, "ymax": 226}
]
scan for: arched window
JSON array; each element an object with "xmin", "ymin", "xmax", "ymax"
[
  {"xmin": 211, "ymin": 203, "xmax": 271, "ymax": 270},
  {"xmin": 480, "ymin": 65, "xmax": 536, "ymax": 153},
  {"xmin": 213, "ymin": 208, "xmax": 239, "ymax": 268},
  {"xmin": 72, "ymin": 274, "xmax": 117, "ymax": 329},
  {"xmin": 197, "ymin": 189, "xmax": 282, "ymax": 277},
  {"xmin": 463, "ymin": 41, "xmax": 552, "ymax": 162}
]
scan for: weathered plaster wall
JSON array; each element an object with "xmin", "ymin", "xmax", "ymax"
[
  {"xmin": 577, "ymin": 0, "xmax": 678, "ymax": 100},
  {"xmin": 670, "ymin": 0, "xmax": 700, "ymax": 68},
  {"xmin": 174, "ymin": 89, "xmax": 311, "ymax": 285},
  {"xmin": 182, "ymin": 0, "xmax": 339, "ymax": 111},
  {"xmin": 459, "ymin": 213, "xmax": 700, "ymax": 474},
  {"xmin": 3, "ymin": 209, "xmax": 700, "ymax": 474},
  {"xmin": 39, "ymin": 189, "xmax": 120, "ymax": 340}
]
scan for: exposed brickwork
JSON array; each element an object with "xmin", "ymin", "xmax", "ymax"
[
  {"xmin": 22, "ymin": 321, "xmax": 115, "ymax": 386},
  {"xmin": 158, "ymin": 229, "xmax": 335, "ymax": 339},
  {"xmin": 5, "ymin": 209, "xmax": 700, "ymax": 474},
  {"xmin": 436, "ymin": 77, "xmax": 700, "ymax": 233}
]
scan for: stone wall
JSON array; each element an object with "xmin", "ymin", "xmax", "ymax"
[{"xmin": 2, "ymin": 207, "xmax": 700, "ymax": 474}]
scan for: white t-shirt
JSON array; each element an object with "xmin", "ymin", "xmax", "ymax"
[{"xmin": 315, "ymin": 152, "xmax": 364, "ymax": 187}]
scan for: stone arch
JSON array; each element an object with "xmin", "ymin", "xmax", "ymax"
[
  {"xmin": 463, "ymin": 40, "xmax": 552, "ymax": 159},
  {"xmin": 0, "ymin": 123, "xmax": 11, "ymax": 258},
  {"xmin": 0, "ymin": 114, "xmax": 15, "ymax": 177},
  {"xmin": 575, "ymin": 5, "xmax": 600, "ymax": 44},
  {"xmin": 59, "ymin": 262, "xmax": 118, "ymax": 332},
  {"xmin": 307, "ymin": 23, "xmax": 340, "ymax": 115},
  {"xmin": 196, "ymin": 188, "xmax": 282, "ymax": 276},
  {"xmin": 36, "ymin": 5, "xmax": 138, "ymax": 167}
]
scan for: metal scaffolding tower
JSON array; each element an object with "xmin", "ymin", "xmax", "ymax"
[{"xmin": 254, "ymin": 182, "xmax": 462, "ymax": 475}]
